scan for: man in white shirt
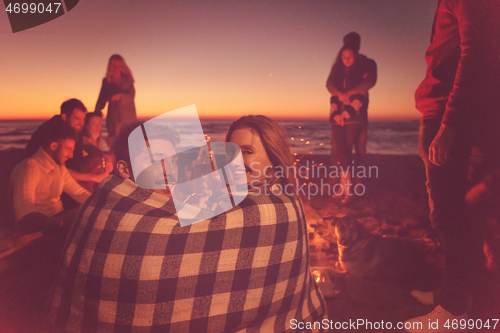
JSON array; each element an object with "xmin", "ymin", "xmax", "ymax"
[{"xmin": 11, "ymin": 122, "xmax": 91, "ymax": 234}]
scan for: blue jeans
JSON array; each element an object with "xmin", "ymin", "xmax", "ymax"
[{"xmin": 418, "ymin": 119, "xmax": 484, "ymax": 315}]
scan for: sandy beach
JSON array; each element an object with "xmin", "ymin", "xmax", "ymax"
[{"xmin": 1, "ymin": 149, "xmax": 499, "ymax": 332}]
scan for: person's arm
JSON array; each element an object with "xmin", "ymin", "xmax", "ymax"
[
  {"xmin": 68, "ymin": 168, "xmax": 111, "ymax": 184},
  {"xmin": 94, "ymin": 79, "xmax": 110, "ymax": 116},
  {"xmin": 430, "ymin": 0, "xmax": 498, "ymax": 165},
  {"xmin": 441, "ymin": 0, "xmax": 494, "ymax": 128},
  {"xmin": 326, "ymin": 67, "xmax": 341, "ymax": 96},
  {"xmin": 350, "ymin": 57, "xmax": 377, "ymax": 95},
  {"xmin": 63, "ymin": 167, "xmax": 92, "ymax": 204}
]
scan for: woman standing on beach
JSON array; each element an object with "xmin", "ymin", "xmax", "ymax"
[
  {"xmin": 326, "ymin": 32, "xmax": 376, "ymax": 204},
  {"xmin": 94, "ymin": 54, "xmax": 137, "ymax": 150}
]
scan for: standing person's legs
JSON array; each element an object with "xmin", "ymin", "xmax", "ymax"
[
  {"xmin": 345, "ymin": 122, "xmax": 363, "ymax": 163},
  {"xmin": 355, "ymin": 123, "xmax": 368, "ymax": 167},
  {"xmin": 341, "ymin": 122, "xmax": 363, "ymax": 202},
  {"xmin": 330, "ymin": 122, "xmax": 351, "ymax": 200},
  {"xmin": 418, "ymin": 119, "xmax": 483, "ymax": 316},
  {"xmin": 329, "ymin": 96, "xmax": 346, "ymax": 183},
  {"xmin": 330, "ymin": 124, "xmax": 349, "ymax": 168},
  {"xmin": 350, "ymin": 94, "xmax": 368, "ymax": 167}
]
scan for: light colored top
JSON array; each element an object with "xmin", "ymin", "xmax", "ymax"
[{"xmin": 10, "ymin": 147, "xmax": 91, "ymax": 220}]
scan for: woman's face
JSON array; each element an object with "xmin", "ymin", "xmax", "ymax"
[
  {"xmin": 342, "ymin": 49, "xmax": 355, "ymax": 67},
  {"xmin": 109, "ymin": 59, "xmax": 123, "ymax": 75},
  {"xmin": 229, "ymin": 128, "xmax": 272, "ymax": 184},
  {"xmin": 87, "ymin": 116, "xmax": 102, "ymax": 137}
]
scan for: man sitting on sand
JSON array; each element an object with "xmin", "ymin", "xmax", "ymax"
[
  {"xmin": 10, "ymin": 122, "xmax": 91, "ymax": 234},
  {"xmin": 48, "ymin": 120, "xmax": 326, "ymax": 332},
  {"xmin": 25, "ymin": 98, "xmax": 112, "ymax": 185}
]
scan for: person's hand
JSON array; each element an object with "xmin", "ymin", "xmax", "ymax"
[
  {"xmin": 111, "ymin": 93, "xmax": 121, "ymax": 102},
  {"xmin": 339, "ymin": 92, "xmax": 352, "ymax": 104},
  {"xmin": 104, "ymin": 154, "xmax": 114, "ymax": 174},
  {"xmin": 337, "ymin": 92, "xmax": 347, "ymax": 103},
  {"xmin": 333, "ymin": 114, "xmax": 345, "ymax": 126},
  {"xmin": 429, "ymin": 123, "xmax": 455, "ymax": 166}
]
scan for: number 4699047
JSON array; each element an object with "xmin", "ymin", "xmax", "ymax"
[
  {"xmin": 444, "ymin": 319, "xmax": 498, "ymax": 330},
  {"xmin": 6, "ymin": 3, "xmax": 62, "ymax": 14}
]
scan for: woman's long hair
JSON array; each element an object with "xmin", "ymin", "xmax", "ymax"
[
  {"xmin": 225, "ymin": 115, "xmax": 297, "ymax": 194},
  {"xmin": 329, "ymin": 46, "xmax": 365, "ymax": 92},
  {"xmin": 106, "ymin": 54, "xmax": 134, "ymax": 83}
]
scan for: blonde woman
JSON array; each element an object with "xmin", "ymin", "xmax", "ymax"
[{"xmin": 94, "ymin": 54, "xmax": 137, "ymax": 149}]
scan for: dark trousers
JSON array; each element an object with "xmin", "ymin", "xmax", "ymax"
[
  {"xmin": 16, "ymin": 209, "xmax": 78, "ymax": 236},
  {"xmin": 330, "ymin": 123, "xmax": 364, "ymax": 168},
  {"xmin": 355, "ymin": 123, "xmax": 368, "ymax": 167},
  {"xmin": 418, "ymin": 119, "xmax": 484, "ymax": 315}
]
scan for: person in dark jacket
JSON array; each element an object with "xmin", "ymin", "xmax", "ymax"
[{"xmin": 326, "ymin": 32, "xmax": 377, "ymax": 204}]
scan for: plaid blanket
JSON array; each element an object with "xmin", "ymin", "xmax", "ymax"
[{"xmin": 48, "ymin": 176, "xmax": 327, "ymax": 332}]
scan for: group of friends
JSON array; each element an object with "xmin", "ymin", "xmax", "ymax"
[
  {"xmin": 9, "ymin": 58, "xmax": 328, "ymax": 330},
  {"xmin": 6, "ymin": 0, "xmax": 500, "ymax": 331},
  {"xmin": 11, "ymin": 55, "xmax": 135, "ymax": 236}
]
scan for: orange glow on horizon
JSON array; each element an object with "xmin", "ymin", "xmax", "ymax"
[
  {"xmin": 0, "ymin": 106, "xmax": 420, "ymax": 121},
  {"xmin": 0, "ymin": 91, "xmax": 420, "ymax": 121}
]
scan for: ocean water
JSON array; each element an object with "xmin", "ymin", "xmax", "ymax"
[{"xmin": 0, "ymin": 118, "xmax": 419, "ymax": 155}]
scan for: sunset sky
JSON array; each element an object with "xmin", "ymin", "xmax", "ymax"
[{"xmin": 0, "ymin": 0, "xmax": 437, "ymax": 120}]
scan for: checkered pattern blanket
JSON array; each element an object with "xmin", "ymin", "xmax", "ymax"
[{"xmin": 48, "ymin": 176, "xmax": 327, "ymax": 332}]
